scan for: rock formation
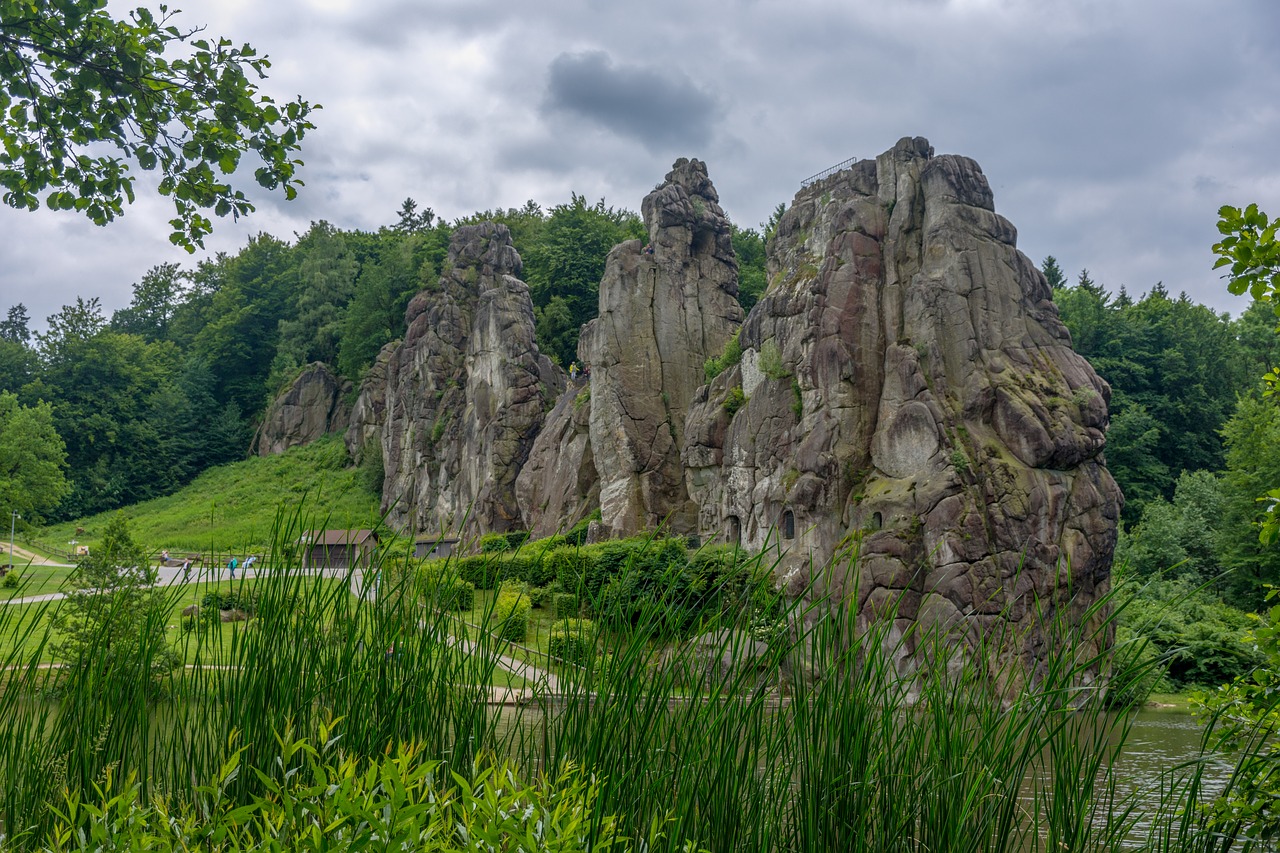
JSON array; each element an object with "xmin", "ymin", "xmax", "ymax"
[
  {"xmin": 682, "ymin": 137, "xmax": 1121, "ymax": 673},
  {"xmin": 574, "ymin": 158, "xmax": 744, "ymax": 536},
  {"xmin": 256, "ymin": 362, "xmax": 350, "ymax": 456},
  {"xmin": 514, "ymin": 382, "xmax": 597, "ymax": 540},
  {"xmin": 346, "ymin": 223, "xmax": 559, "ymax": 535},
  {"xmin": 347, "ymin": 142, "xmax": 1120, "ymax": 677}
]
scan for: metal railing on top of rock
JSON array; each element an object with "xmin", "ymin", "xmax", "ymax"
[{"xmin": 800, "ymin": 155, "xmax": 860, "ymax": 188}]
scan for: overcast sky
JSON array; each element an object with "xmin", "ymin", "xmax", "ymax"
[{"xmin": 5, "ymin": 0, "xmax": 1280, "ymax": 330}]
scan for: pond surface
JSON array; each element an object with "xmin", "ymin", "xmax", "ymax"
[{"xmin": 1102, "ymin": 707, "xmax": 1236, "ymax": 848}]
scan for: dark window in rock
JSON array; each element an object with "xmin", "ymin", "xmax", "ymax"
[
  {"xmin": 726, "ymin": 514, "xmax": 741, "ymax": 546},
  {"xmin": 871, "ymin": 512, "xmax": 883, "ymax": 530},
  {"xmin": 782, "ymin": 509, "xmax": 795, "ymax": 540}
]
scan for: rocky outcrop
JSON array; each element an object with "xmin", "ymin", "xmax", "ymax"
[
  {"xmin": 576, "ymin": 158, "xmax": 744, "ymax": 536},
  {"xmin": 514, "ymin": 380, "xmax": 597, "ymax": 539},
  {"xmin": 346, "ymin": 224, "xmax": 560, "ymax": 535},
  {"xmin": 256, "ymin": 363, "xmax": 351, "ymax": 456},
  {"xmin": 683, "ymin": 137, "xmax": 1121, "ymax": 676},
  {"xmin": 347, "ymin": 143, "xmax": 1119, "ymax": 682}
]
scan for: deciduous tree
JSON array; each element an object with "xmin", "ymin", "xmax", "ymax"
[
  {"xmin": 0, "ymin": 1, "xmax": 316, "ymax": 248},
  {"xmin": 0, "ymin": 389, "xmax": 68, "ymax": 523}
]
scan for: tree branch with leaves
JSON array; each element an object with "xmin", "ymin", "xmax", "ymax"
[
  {"xmin": 1214, "ymin": 204, "xmax": 1280, "ymax": 545},
  {"xmin": 0, "ymin": 1, "xmax": 317, "ymax": 249}
]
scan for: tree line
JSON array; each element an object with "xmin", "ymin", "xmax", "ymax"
[{"xmin": 1046, "ymin": 257, "xmax": 1280, "ymax": 609}]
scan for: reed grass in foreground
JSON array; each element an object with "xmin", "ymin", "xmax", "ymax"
[{"xmin": 0, "ymin": 514, "xmax": 1268, "ymax": 851}]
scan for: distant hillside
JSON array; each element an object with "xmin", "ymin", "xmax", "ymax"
[{"xmin": 35, "ymin": 435, "xmax": 383, "ymax": 553}]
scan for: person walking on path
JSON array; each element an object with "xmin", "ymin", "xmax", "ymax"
[
  {"xmin": 181, "ymin": 557, "xmax": 192, "ymax": 580},
  {"xmin": 243, "ymin": 555, "xmax": 256, "ymax": 572},
  {"xmin": 227, "ymin": 556, "xmax": 238, "ymax": 580},
  {"xmin": 569, "ymin": 361, "xmax": 579, "ymax": 381}
]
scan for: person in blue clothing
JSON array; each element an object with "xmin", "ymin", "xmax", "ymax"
[{"xmin": 227, "ymin": 556, "xmax": 238, "ymax": 579}]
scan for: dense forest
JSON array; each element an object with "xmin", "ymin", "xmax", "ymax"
[
  {"xmin": 1046, "ymin": 259, "xmax": 1280, "ymax": 610},
  {"xmin": 0, "ymin": 196, "xmax": 772, "ymax": 524}
]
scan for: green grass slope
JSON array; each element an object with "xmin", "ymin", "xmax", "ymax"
[{"xmin": 35, "ymin": 435, "xmax": 383, "ymax": 553}]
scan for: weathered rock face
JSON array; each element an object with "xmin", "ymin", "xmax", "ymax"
[
  {"xmin": 514, "ymin": 381, "xmax": 597, "ymax": 539},
  {"xmin": 346, "ymin": 224, "xmax": 560, "ymax": 535},
  {"xmin": 256, "ymin": 363, "xmax": 351, "ymax": 456},
  {"xmin": 577, "ymin": 158, "xmax": 744, "ymax": 537},
  {"xmin": 683, "ymin": 137, "xmax": 1121, "ymax": 673}
]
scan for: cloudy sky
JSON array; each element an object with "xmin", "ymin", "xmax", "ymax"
[{"xmin": 5, "ymin": 0, "xmax": 1280, "ymax": 330}]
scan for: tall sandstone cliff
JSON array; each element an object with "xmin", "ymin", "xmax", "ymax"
[
  {"xmin": 684, "ymin": 137, "xmax": 1121, "ymax": 670},
  {"xmin": 342, "ymin": 141, "xmax": 1119, "ymax": 674},
  {"xmin": 517, "ymin": 158, "xmax": 743, "ymax": 538},
  {"xmin": 345, "ymin": 223, "xmax": 559, "ymax": 534}
]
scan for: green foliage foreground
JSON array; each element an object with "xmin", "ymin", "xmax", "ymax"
[{"xmin": 1, "ymin": 517, "xmax": 1277, "ymax": 850}]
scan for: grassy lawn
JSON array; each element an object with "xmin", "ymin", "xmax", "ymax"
[
  {"xmin": 463, "ymin": 590, "xmax": 564, "ymax": 658},
  {"xmin": 1, "ymin": 577, "xmax": 529, "ymax": 691},
  {"xmin": 0, "ymin": 563, "xmax": 78, "ymax": 600},
  {"xmin": 35, "ymin": 436, "xmax": 385, "ymax": 554}
]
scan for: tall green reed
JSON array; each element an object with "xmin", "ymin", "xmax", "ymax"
[{"xmin": 0, "ymin": 511, "xmax": 1269, "ymax": 850}]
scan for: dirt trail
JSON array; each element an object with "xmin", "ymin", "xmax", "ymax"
[{"xmin": 1, "ymin": 543, "xmax": 71, "ymax": 568}]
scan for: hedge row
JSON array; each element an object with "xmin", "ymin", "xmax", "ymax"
[{"xmin": 417, "ymin": 537, "xmax": 776, "ymax": 639}]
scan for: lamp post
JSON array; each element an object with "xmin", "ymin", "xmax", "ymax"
[{"xmin": 9, "ymin": 511, "xmax": 18, "ymax": 571}]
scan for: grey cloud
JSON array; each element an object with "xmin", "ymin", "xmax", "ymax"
[{"xmin": 542, "ymin": 51, "xmax": 720, "ymax": 152}]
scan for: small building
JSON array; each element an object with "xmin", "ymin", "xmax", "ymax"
[
  {"xmin": 414, "ymin": 535, "xmax": 459, "ymax": 560},
  {"xmin": 301, "ymin": 529, "xmax": 379, "ymax": 570}
]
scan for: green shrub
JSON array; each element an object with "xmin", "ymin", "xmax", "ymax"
[
  {"xmin": 451, "ymin": 554, "xmax": 500, "ymax": 589},
  {"xmin": 35, "ymin": 732, "xmax": 646, "ymax": 853},
  {"xmin": 552, "ymin": 591, "xmax": 580, "ymax": 620},
  {"xmin": 759, "ymin": 339, "xmax": 790, "ymax": 379},
  {"xmin": 563, "ymin": 509, "xmax": 601, "ymax": 546},
  {"xmin": 1105, "ymin": 626, "xmax": 1171, "ymax": 709},
  {"xmin": 704, "ymin": 330, "xmax": 743, "ymax": 381},
  {"xmin": 501, "ymin": 552, "xmax": 556, "ymax": 588},
  {"xmin": 1, "ymin": 571, "xmax": 18, "ymax": 588},
  {"xmin": 416, "ymin": 560, "xmax": 477, "ymax": 611},
  {"xmin": 494, "ymin": 584, "xmax": 531, "ymax": 642},
  {"xmin": 479, "ymin": 532, "xmax": 512, "ymax": 553},
  {"xmin": 480, "ymin": 530, "xmax": 530, "ymax": 553},
  {"xmin": 529, "ymin": 585, "xmax": 554, "ymax": 609},
  {"xmin": 423, "ymin": 575, "xmax": 474, "ymax": 612},
  {"xmin": 549, "ymin": 619, "xmax": 597, "ymax": 666},
  {"xmin": 200, "ymin": 589, "xmax": 258, "ymax": 615},
  {"xmin": 1118, "ymin": 578, "xmax": 1258, "ymax": 689},
  {"xmin": 723, "ymin": 385, "xmax": 746, "ymax": 417}
]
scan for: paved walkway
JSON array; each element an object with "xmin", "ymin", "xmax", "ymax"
[
  {"xmin": 1, "ymin": 563, "xmax": 570, "ymax": 704},
  {"xmin": 1, "ymin": 563, "xmax": 367, "ymax": 607}
]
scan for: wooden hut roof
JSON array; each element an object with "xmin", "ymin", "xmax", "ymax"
[{"xmin": 303, "ymin": 529, "xmax": 377, "ymax": 546}]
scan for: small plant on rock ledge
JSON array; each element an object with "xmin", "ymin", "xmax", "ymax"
[
  {"xmin": 723, "ymin": 385, "xmax": 747, "ymax": 417},
  {"xmin": 760, "ymin": 340, "xmax": 790, "ymax": 380}
]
